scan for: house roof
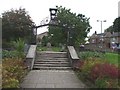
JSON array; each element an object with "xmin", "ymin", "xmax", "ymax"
[
  {"xmin": 112, "ymin": 32, "xmax": 120, "ymax": 37},
  {"xmin": 90, "ymin": 32, "xmax": 120, "ymax": 39}
]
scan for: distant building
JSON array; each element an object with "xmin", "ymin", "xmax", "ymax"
[
  {"xmin": 37, "ymin": 31, "xmax": 48, "ymax": 43},
  {"xmin": 87, "ymin": 31, "xmax": 120, "ymax": 51}
]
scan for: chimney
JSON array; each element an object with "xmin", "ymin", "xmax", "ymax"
[{"xmin": 95, "ymin": 31, "xmax": 97, "ymax": 34}]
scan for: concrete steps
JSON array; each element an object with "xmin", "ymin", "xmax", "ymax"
[
  {"xmin": 34, "ymin": 61, "xmax": 69, "ymax": 64},
  {"xmin": 33, "ymin": 51, "xmax": 71, "ymax": 70},
  {"xmin": 33, "ymin": 66, "xmax": 72, "ymax": 70}
]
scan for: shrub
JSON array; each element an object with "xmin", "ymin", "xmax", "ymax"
[
  {"xmin": 2, "ymin": 50, "xmax": 18, "ymax": 58},
  {"xmin": 2, "ymin": 58, "xmax": 27, "ymax": 88},
  {"xmin": 76, "ymin": 51, "xmax": 119, "ymax": 88},
  {"xmin": 12, "ymin": 38, "xmax": 25, "ymax": 58},
  {"xmin": 3, "ymin": 78, "xmax": 19, "ymax": 88},
  {"xmin": 12, "ymin": 38, "xmax": 24, "ymax": 52},
  {"xmin": 2, "ymin": 38, "xmax": 25, "ymax": 59},
  {"xmin": 90, "ymin": 63, "xmax": 119, "ymax": 81},
  {"xmin": 80, "ymin": 58, "xmax": 106, "ymax": 78},
  {"xmin": 79, "ymin": 51, "xmax": 105, "ymax": 60},
  {"xmin": 95, "ymin": 77, "xmax": 119, "ymax": 88},
  {"xmin": 73, "ymin": 60, "xmax": 84, "ymax": 70},
  {"xmin": 2, "ymin": 50, "xmax": 25, "ymax": 59}
]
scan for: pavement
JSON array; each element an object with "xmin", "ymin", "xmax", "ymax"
[{"xmin": 20, "ymin": 70, "xmax": 87, "ymax": 88}]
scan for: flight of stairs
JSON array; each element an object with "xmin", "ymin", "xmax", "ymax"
[{"xmin": 33, "ymin": 51, "xmax": 72, "ymax": 70}]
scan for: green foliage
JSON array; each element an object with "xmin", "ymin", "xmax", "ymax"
[
  {"xmin": 48, "ymin": 6, "xmax": 91, "ymax": 46},
  {"xmin": 12, "ymin": 38, "xmax": 25, "ymax": 58},
  {"xmin": 77, "ymin": 58, "xmax": 119, "ymax": 88},
  {"xmin": 104, "ymin": 25, "xmax": 114, "ymax": 33},
  {"xmin": 2, "ymin": 40, "xmax": 13, "ymax": 49},
  {"xmin": 80, "ymin": 58, "xmax": 106, "ymax": 78},
  {"xmin": 2, "ymin": 38, "xmax": 25, "ymax": 58},
  {"xmin": 95, "ymin": 77, "xmax": 119, "ymax": 88},
  {"xmin": 41, "ymin": 36, "xmax": 49, "ymax": 46},
  {"xmin": 37, "ymin": 46, "xmax": 62, "ymax": 52},
  {"xmin": 113, "ymin": 17, "xmax": 120, "ymax": 32},
  {"xmin": 2, "ymin": 58, "xmax": 27, "ymax": 88},
  {"xmin": 2, "ymin": 8, "xmax": 34, "ymax": 47},
  {"xmin": 3, "ymin": 78, "xmax": 19, "ymax": 88},
  {"xmin": 78, "ymin": 51, "xmax": 119, "ymax": 66},
  {"xmin": 76, "ymin": 51, "xmax": 119, "ymax": 88},
  {"xmin": 37, "ymin": 46, "xmax": 47, "ymax": 51},
  {"xmin": 95, "ymin": 77, "xmax": 108, "ymax": 88},
  {"xmin": 105, "ymin": 17, "xmax": 120, "ymax": 33},
  {"xmin": 2, "ymin": 50, "xmax": 18, "ymax": 58},
  {"xmin": 78, "ymin": 51, "xmax": 105, "ymax": 60},
  {"xmin": 51, "ymin": 47, "xmax": 62, "ymax": 52},
  {"xmin": 105, "ymin": 53, "xmax": 119, "ymax": 66},
  {"xmin": 12, "ymin": 38, "xmax": 24, "ymax": 52}
]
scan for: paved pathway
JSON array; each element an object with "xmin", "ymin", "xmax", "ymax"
[{"xmin": 20, "ymin": 70, "xmax": 87, "ymax": 88}]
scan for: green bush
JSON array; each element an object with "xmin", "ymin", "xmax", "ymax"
[
  {"xmin": 79, "ymin": 51, "xmax": 105, "ymax": 60},
  {"xmin": 80, "ymin": 58, "xmax": 106, "ymax": 78},
  {"xmin": 76, "ymin": 57, "xmax": 119, "ymax": 88},
  {"xmin": 2, "ymin": 50, "xmax": 25, "ymax": 59},
  {"xmin": 37, "ymin": 46, "xmax": 47, "ymax": 51},
  {"xmin": 12, "ymin": 38, "xmax": 24, "ymax": 52},
  {"xmin": 76, "ymin": 51, "xmax": 119, "ymax": 88},
  {"xmin": 3, "ymin": 50, "xmax": 17, "ymax": 58},
  {"xmin": 95, "ymin": 77, "xmax": 119, "ymax": 88},
  {"xmin": 2, "ymin": 38, "xmax": 25, "ymax": 59},
  {"xmin": 3, "ymin": 78, "xmax": 19, "ymax": 88}
]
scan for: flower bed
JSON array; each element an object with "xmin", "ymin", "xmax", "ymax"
[
  {"xmin": 75, "ymin": 51, "xmax": 120, "ymax": 88},
  {"xmin": 2, "ymin": 58, "xmax": 27, "ymax": 88}
]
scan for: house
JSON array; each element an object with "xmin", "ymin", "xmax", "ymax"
[
  {"xmin": 88, "ymin": 31, "xmax": 120, "ymax": 51},
  {"xmin": 110, "ymin": 32, "xmax": 120, "ymax": 48}
]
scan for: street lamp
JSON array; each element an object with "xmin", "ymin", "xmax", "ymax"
[
  {"xmin": 97, "ymin": 20, "xmax": 106, "ymax": 49},
  {"xmin": 97, "ymin": 20, "xmax": 106, "ymax": 33}
]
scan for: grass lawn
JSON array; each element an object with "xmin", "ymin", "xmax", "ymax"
[
  {"xmin": 37, "ymin": 46, "xmax": 47, "ymax": 51},
  {"xmin": 105, "ymin": 52, "xmax": 120, "ymax": 66},
  {"xmin": 51, "ymin": 47, "xmax": 62, "ymax": 52}
]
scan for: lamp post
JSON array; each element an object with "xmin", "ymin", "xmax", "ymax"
[
  {"xmin": 97, "ymin": 20, "xmax": 106, "ymax": 34},
  {"xmin": 97, "ymin": 20, "xmax": 106, "ymax": 49}
]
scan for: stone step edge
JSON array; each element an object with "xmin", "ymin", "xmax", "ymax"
[
  {"xmin": 35, "ymin": 61, "xmax": 69, "ymax": 63},
  {"xmin": 33, "ymin": 67, "xmax": 72, "ymax": 70}
]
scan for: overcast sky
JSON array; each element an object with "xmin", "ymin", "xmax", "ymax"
[{"xmin": 0, "ymin": 0, "xmax": 119, "ymax": 36}]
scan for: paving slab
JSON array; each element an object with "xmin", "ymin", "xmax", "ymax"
[{"xmin": 20, "ymin": 70, "xmax": 87, "ymax": 88}]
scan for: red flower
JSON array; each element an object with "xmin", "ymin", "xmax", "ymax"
[{"xmin": 90, "ymin": 63, "xmax": 119, "ymax": 81}]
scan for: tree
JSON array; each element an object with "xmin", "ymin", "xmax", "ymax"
[
  {"xmin": 104, "ymin": 17, "xmax": 120, "ymax": 33},
  {"xmin": 2, "ymin": 8, "xmax": 34, "ymax": 46},
  {"xmin": 104, "ymin": 25, "xmax": 114, "ymax": 32},
  {"xmin": 48, "ymin": 6, "xmax": 91, "ymax": 46},
  {"xmin": 113, "ymin": 17, "xmax": 120, "ymax": 32}
]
